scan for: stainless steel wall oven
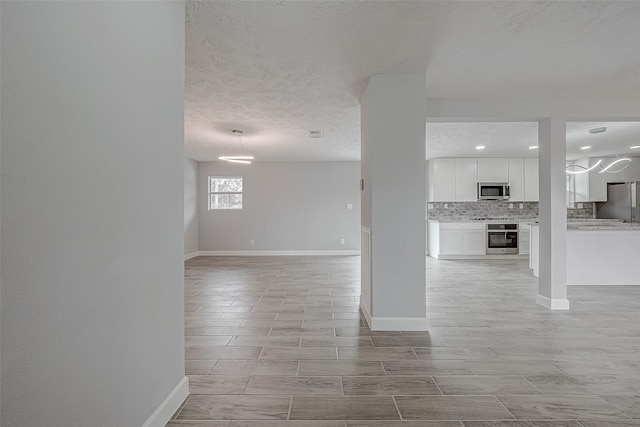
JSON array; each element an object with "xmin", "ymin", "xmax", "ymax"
[{"xmin": 486, "ymin": 223, "xmax": 518, "ymax": 254}]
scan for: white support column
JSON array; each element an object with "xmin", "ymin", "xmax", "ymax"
[
  {"xmin": 360, "ymin": 74, "xmax": 427, "ymax": 330},
  {"xmin": 537, "ymin": 117, "xmax": 569, "ymax": 310}
]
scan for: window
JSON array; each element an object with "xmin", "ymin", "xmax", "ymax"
[{"xmin": 208, "ymin": 176, "xmax": 243, "ymax": 210}]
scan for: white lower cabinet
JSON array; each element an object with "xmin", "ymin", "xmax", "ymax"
[
  {"xmin": 438, "ymin": 224, "xmax": 462, "ymax": 255},
  {"xmin": 461, "ymin": 223, "xmax": 486, "ymax": 255},
  {"xmin": 428, "ymin": 221, "xmax": 486, "ymax": 258},
  {"xmin": 519, "ymin": 222, "xmax": 531, "ymax": 255}
]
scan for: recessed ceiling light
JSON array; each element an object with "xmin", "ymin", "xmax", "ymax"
[
  {"xmin": 630, "ymin": 145, "xmax": 640, "ymax": 149},
  {"xmin": 580, "ymin": 146, "xmax": 591, "ymax": 150},
  {"xmin": 309, "ymin": 130, "xmax": 323, "ymax": 139},
  {"xmin": 476, "ymin": 145, "xmax": 485, "ymax": 150},
  {"xmin": 528, "ymin": 145, "xmax": 538, "ymax": 150},
  {"xmin": 589, "ymin": 126, "xmax": 607, "ymax": 134}
]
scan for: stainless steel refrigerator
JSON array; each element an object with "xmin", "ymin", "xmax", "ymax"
[{"xmin": 596, "ymin": 182, "xmax": 639, "ymax": 223}]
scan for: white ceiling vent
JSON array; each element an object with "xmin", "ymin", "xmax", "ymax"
[{"xmin": 309, "ymin": 130, "xmax": 323, "ymax": 139}]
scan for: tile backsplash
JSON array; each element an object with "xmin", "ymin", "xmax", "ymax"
[
  {"xmin": 567, "ymin": 203, "xmax": 595, "ymax": 219},
  {"xmin": 427, "ymin": 201, "xmax": 593, "ymax": 221}
]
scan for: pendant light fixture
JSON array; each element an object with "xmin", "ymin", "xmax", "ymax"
[
  {"xmin": 565, "ymin": 125, "xmax": 633, "ymax": 174},
  {"xmin": 219, "ymin": 129, "xmax": 254, "ymax": 164},
  {"xmin": 565, "ymin": 158, "xmax": 632, "ymax": 175},
  {"xmin": 565, "ymin": 160, "xmax": 602, "ymax": 175},
  {"xmin": 597, "ymin": 157, "xmax": 632, "ymax": 173}
]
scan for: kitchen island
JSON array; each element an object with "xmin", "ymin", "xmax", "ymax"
[{"xmin": 530, "ymin": 220, "xmax": 640, "ymax": 285}]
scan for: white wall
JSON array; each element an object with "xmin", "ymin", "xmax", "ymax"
[
  {"xmin": 1, "ymin": 3, "xmax": 186, "ymax": 426},
  {"xmin": 184, "ymin": 157, "xmax": 199, "ymax": 257},
  {"xmin": 361, "ymin": 74, "xmax": 427, "ymax": 330},
  {"xmin": 198, "ymin": 161, "xmax": 360, "ymax": 252},
  {"xmin": 0, "ymin": 2, "xmax": 3, "ymax": 417}
]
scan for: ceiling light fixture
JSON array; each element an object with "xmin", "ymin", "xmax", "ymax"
[
  {"xmin": 589, "ymin": 126, "xmax": 607, "ymax": 134},
  {"xmin": 565, "ymin": 160, "xmax": 602, "ymax": 175},
  {"xmin": 566, "ymin": 158, "xmax": 632, "ymax": 175},
  {"xmin": 529, "ymin": 145, "xmax": 538, "ymax": 150},
  {"xmin": 219, "ymin": 130, "xmax": 254, "ymax": 165},
  {"xmin": 630, "ymin": 145, "xmax": 640, "ymax": 149},
  {"xmin": 219, "ymin": 156, "xmax": 254, "ymax": 164},
  {"xmin": 580, "ymin": 146, "xmax": 591, "ymax": 150},
  {"xmin": 476, "ymin": 145, "xmax": 485, "ymax": 150},
  {"xmin": 598, "ymin": 158, "xmax": 632, "ymax": 174}
]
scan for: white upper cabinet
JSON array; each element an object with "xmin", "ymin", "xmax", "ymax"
[
  {"xmin": 428, "ymin": 158, "xmax": 456, "ymax": 202},
  {"xmin": 429, "ymin": 157, "xmax": 541, "ymax": 202},
  {"xmin": 508, "ymin": 158, "xmax": 525, "ymax": 201},
  {"xmin": 508, "ymin": 158, "xmax": 538, "ymax": 202},
  {"xmin": 477, "ymin": 158, "xmax": 509, "ymax": 182},
  {"xmin": 455, "ymin": 158, "xmax": 478, "ymax": 201},
  {"xmin": 524, "ymin": 158, "xmax": 539, "ymax": 201}
]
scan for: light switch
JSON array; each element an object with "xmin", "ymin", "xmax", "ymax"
[
  {"xmin": 347, "ymin": 203, "xmax": 353, "ymax": 209},
  {"xmin": 427, "ymin": 204, "xmax": 434, "ymax": 210},
  {"xmin": 519, "ymin": 203, "xmax": 524, "ymax": 209},
  {"xmin": 577, "ymin": 203, "xmax": 583, "ymax": 209},
  {"xmin": 509, "ymin": 203, "xmax": 514, "ymax": 209},
  {"xmin": 444, "ymin": 204, "xmax": 448, "ymax": 209}
]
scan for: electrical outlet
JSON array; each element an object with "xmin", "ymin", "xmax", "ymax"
[
  {"xmin": 427, "ymin": 203, "xmax": 434, "ymax": 210},
  {"xmin": 250, "ymin": 239, "xmax": 255, "ymax": 245},
  {"xmin": 519, "ymin": 203, "xmax": 524, "ymax": 209},
  {"xmin": 340, "ymin": 239, "xmax": 345, "ymax": 245},
  {"xmin": 577, "ymin": 203, "xmax": 584, "ymax": 209},
  {"xmin": 444, "ymin": 203, "xmax": 448, "ymax": 209},
  {"xmin": 509, "ymin": 203, "xmax": 514, "ymax": 209},
  {"xmin": 347, "ymin": 203, "xmax": 353, "ymax": 209}
]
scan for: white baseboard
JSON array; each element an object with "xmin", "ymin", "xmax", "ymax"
[
  {"xmin": 369, "ymin": 316, "xmax": 429, "ymax": 331},
  {"xmin": 434, "ymin": 254, "xmax": 528, "ymax": 260},
  {"xmin": 359, "ymin": 303, "xmax": 428, "ymax": 331},
  {"xmin": 197, "ymin": 250, "xmax": 360, "ymax": 256},
  {"xmin": 568, "ymin": 282, "xmax": 640, "ymax": 286},
  {"xmin": 536, "ymin": 295, "xmax": 570, "ymax": 310},
  {"xmin": 184, "ymin": 251, "xmax": 199, "ymax": 260},
  {"xmin": 359, "ymin": 303, "xmax": 372, "ymax": 329},
  {"xmin": 141, "ymin": 376, "xmax": 189, "ymax": 427}
]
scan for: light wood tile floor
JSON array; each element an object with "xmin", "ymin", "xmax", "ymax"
[{"xmin": 168, "ymin": 256, "xmax": 640, "ymax": 426}]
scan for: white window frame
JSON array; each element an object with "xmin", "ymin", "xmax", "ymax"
[{"xmin": 208, "ymin": 176, "xmax": 243, "ymax": 210}]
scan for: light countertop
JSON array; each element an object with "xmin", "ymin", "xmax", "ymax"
[
  {"xmin": 529, "ymin": 219, "xmax": 640, "ymax": 230},
  {"xmin": 428, "ymin": 218, "xmax": 537, "ymax": 223}
]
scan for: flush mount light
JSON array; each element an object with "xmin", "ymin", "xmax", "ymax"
[
  {"xmin": 476, "ymin": 145, "xmax": 485, "ymax": 150},
  {"xmin": 580, "ymin": 146, "xmax": 591, "ymax": 150},
  {"xmin": 528, "ymin": 145, "xmax": 538, "ymax": 150},
  {"xmin": 589, "ymin": 126, "xmax": 607, "ymax": 134},
  {"xmin": 630, "ymin": 145, "xmax": 640, "ymax": 149},
  {"xmin": 309, "ymin": 130, "xmax": 323, "ymax": 139}
]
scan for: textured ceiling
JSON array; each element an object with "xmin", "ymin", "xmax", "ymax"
[
  {"xmin": 185, "ymin": 1, "xmax": 640, "ymax": 162},
  {"xmin": 427, "ymin": 121, "xmax": 640, "ymax": 161}
]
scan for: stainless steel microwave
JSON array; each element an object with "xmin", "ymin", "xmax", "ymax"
[{"xmin": 478, "ymin": 182, "xmax": 510, "ymax": 200}]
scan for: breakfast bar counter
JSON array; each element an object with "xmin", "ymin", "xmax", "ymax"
[{"xmin": 531, "ymin": 222, "xmax": 640, "ymax": 285}]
